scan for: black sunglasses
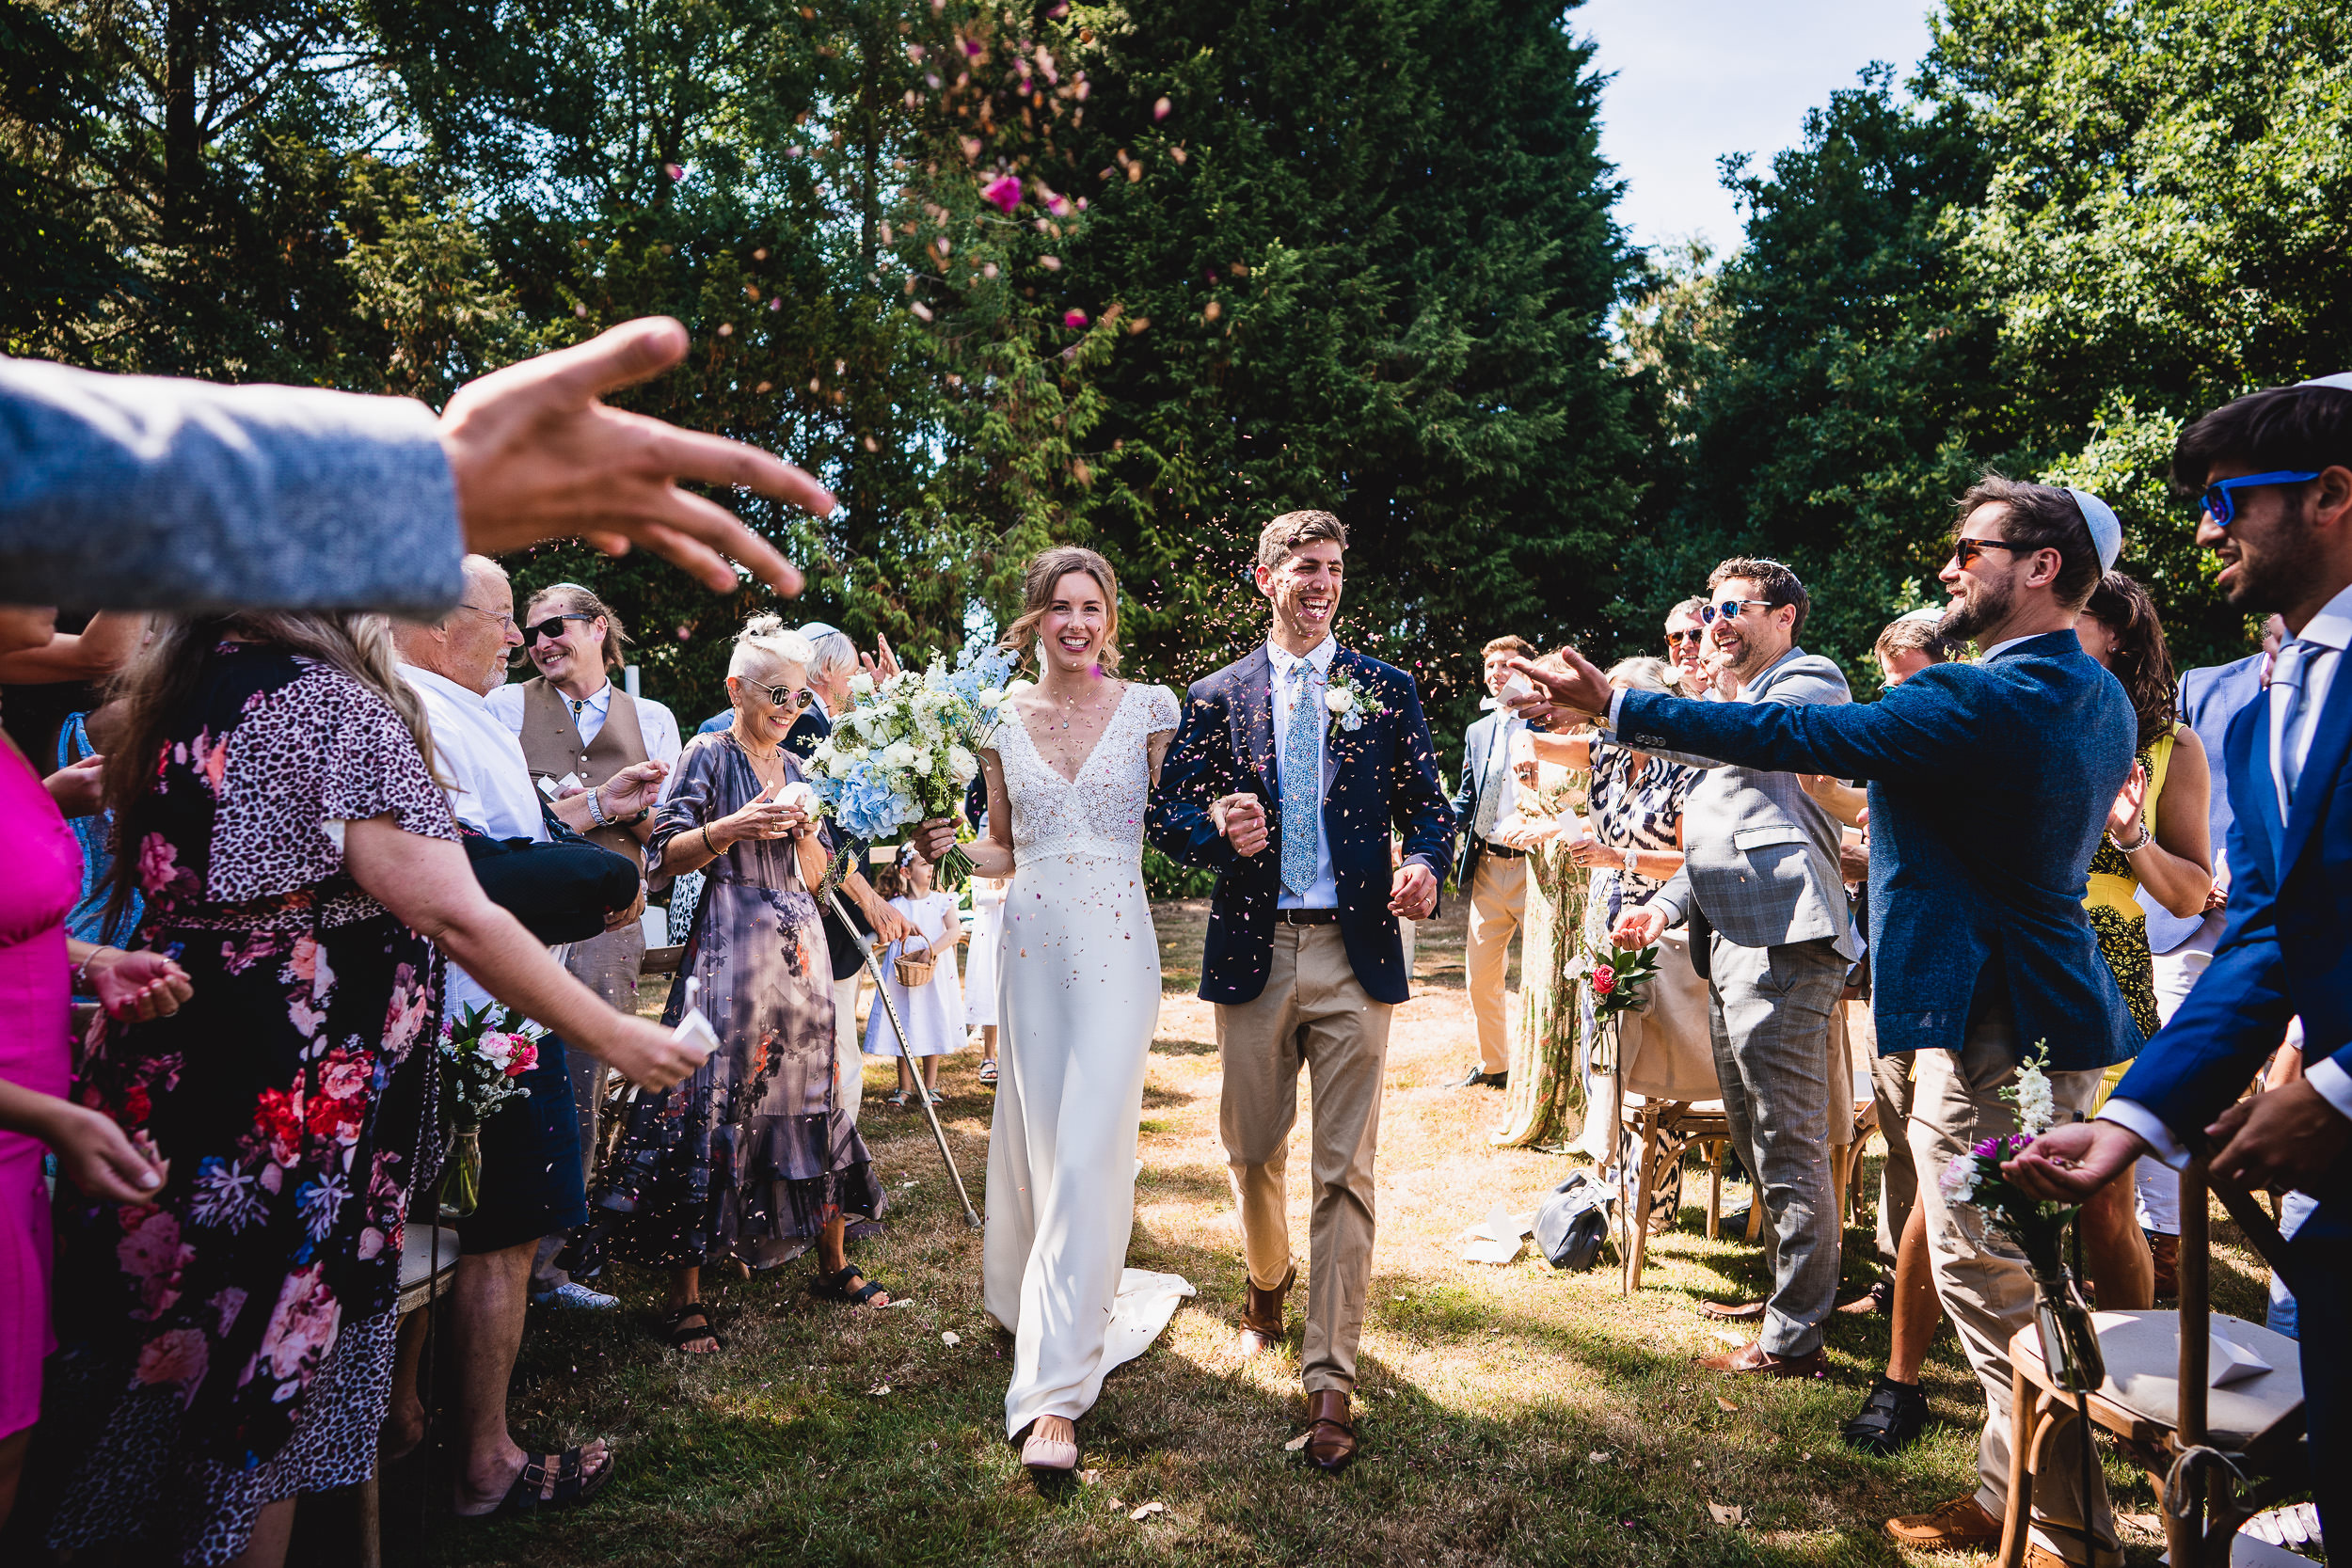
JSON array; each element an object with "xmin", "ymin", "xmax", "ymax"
[
  {"xmin": 520, "ymin": 612, "xmax": 596, "ymax": 648},
  {"xmin": 1951, "ymin": 536, "xmax": 2030, "ymax": 570},
  {"xmin": 739, "ymin": 675, "xmax": 817, "ymax": 711}
]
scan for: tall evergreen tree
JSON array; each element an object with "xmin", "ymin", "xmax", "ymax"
[{"xmin": 1056, "ymin": 0, "xmax": 1640, "ymax": 735}]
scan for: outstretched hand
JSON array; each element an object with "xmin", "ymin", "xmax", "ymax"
[
  {"xmin": 2001, "ymin": 1118, "xmax": 2146, "ymax": 1204},
  {"xmin": 440, "ymin": 317, "xmax": 827, "ymax": 597},
  {"xmin": 1503, "ymin": 650, "xmax": 1613, "ymax": 726}
]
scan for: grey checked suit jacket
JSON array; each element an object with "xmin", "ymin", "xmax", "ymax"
[
  {"xmin": 1642, "ymin": 647, "xmax": 1859, "ymax": 959},
  {"xmin": 2, "ymin": 356, "xmax": 465, "ymax": 615}
]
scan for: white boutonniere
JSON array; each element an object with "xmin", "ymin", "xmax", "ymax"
[{"xmin": 1322, "ymin": 664, "xmax": 1377, "ymax": 733}]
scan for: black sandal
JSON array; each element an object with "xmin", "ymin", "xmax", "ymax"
[
  {"xmin": 665, "ymin": 1304, "xmax": 725, "ymax": 1354},
  {"xmin": 464, "ymin": 1444, "xmax": 616, "ymax": 1519},
  {"xmin": 1838, "ymin": 1376, "xmax": 1929, "ymax": 1456},
  {"xmin": 812, "ymin": 1264, "xmax": 890, "ymax": 1307}
]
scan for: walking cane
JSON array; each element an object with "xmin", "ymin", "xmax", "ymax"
[{"xmin": 829, "ymin": 884, "xmax": 983, "ymax": 1229}]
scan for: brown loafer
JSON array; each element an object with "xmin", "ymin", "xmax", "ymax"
[
  {"xmin": 1235, "ymin": 1265, "xmax": 1295, "ymax": 1357},
  {"xmin": 1302, "ymin": 1389, "xmax": 1357, "ymax": 1472},
  {"xmin": 1698, "ymin": 1339, "xmax": 1824, "ymax": 1377},
  {"xmin": 1884, "ymin": 1495, "xmax": 2001, "ymax": 1548},
  {"xmin": 1699, "ymin": 1298, "xmax": 1767, "ymax": 1322}
]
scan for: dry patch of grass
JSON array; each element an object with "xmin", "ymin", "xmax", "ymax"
[{"xmin": 403, "ymin": 902, "xmax": 2267, "ymax": 1566}]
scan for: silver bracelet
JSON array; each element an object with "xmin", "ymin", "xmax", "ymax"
[{"xmin": 586, "ymin": 785, "xmax": 611, "ymax": 828}]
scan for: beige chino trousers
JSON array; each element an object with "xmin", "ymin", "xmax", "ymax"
[
  {"xmin": 1907, "ymin": 1000, "xmax": 2119, "ymax": 1568},
  {"xmin": 1464, "ymin": 855, "xmax": 1527, "ymax": 1076},
  {"xmin": 1216, "ymin": 924, "xmax": 1393, "ymax": 1395}
]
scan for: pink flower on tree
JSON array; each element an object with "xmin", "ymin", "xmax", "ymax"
[
  {"xmin": 1591, "ymin": 964, "xmax": 1616, "ymax": 997},
  {"xmin": 981, "ymin": 174, "xmax": 1023, "ymax": 213}
]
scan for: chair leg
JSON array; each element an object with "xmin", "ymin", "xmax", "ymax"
[
  {"xmin": 1997, "ymin": 1368, "xmax": 2034, "ymax": 1568},
  {"xmin": 358, "ymin": 1463, "xmax": 382, "ymax": 1568},
  {"xmin": 1744, "ymin": 1174, "xmax": 1765, "ymax": 1244},
  {"xmin": 1830, "ymin": 1144, "xmax": 1852, "ymax": 1230},
  {"xmin": 1624, "ymin": 1110, "xmax": 1661, "ymax": 1293},
  {"xmin": 1705, "ymin": 1140, "xmax": 1725, "ymax": 1242}
]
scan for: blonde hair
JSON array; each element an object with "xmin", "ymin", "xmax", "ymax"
[
  {"xmin": 1605, "ymin": 656, "xmax": 1676, "ymax": 693},
  {"xmin": 999, "ymin": 546, "xmax": 1122, "ymax": 674},
  {"xmin": 728, "ymin": 613, "xmax": 817, "ymax": 683}
]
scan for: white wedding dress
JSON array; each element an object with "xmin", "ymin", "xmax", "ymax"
[{"xmin": 983, "ymin": 681, "xmax": 1196, "ymax": 1438}]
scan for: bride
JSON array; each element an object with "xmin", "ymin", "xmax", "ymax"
[{"xmin": 912, "ymin": 546, "xmax": 1183, "ymax": 1476}]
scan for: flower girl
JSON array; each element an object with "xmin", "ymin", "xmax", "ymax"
[{"xmin": 865, "ymin": 850, "xmax": 967, "ymax": 1104}]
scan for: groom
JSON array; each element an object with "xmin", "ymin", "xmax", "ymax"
[{"xmin": 1149, "ymin": 509, "xmax": 1454, "ymax": 1472}]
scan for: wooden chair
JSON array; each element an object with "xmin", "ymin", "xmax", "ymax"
[
  {"xmin": 1996, "ymin": 1161, "xmax": 2309, "ymax": 1568},
  {"xmin": 358, "ymin": 1224, "xmax": 459, "ymax": 1568},
  {"xmin": 1619, "ymin": 1099, "xmax": 1735, "ymax": 1291}
]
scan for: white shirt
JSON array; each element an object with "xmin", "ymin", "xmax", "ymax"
[
  {"xmin": 485, "ymin": 677, "xmax": 684, "ymax": 799},
  {"xmin": 1267, "ymin": 637, "xmax": 1339, "ymax": 910},
  {"xmin": 403, "ymin": 663, "xmax": 551, "ymax": 1017},
  {"xmin": 2102, "ymin": 579, "xmax": 2352, "ymax": 1160}
]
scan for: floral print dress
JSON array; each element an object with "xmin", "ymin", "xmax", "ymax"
[
  {"xmin": 592, "ymin": 733, "xmax": 885, "ymax": 1271},
  {"xmin": 43, "ymin": 641, "xmax": 456, "ymax": 1566}
]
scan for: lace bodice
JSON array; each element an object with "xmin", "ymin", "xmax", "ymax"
[{"xmin": 993, "ymin": 682, "xmax": 1180, "ymax": 863}]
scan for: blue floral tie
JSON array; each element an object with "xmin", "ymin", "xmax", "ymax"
[{"xmin": 1280, "ymin": 661, "xmax": 1320, "ymax": 896}]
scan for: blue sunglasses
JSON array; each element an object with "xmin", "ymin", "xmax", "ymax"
[{"xmin": 2202, "ymin": 469, "xmax": 2319, "ymax": 528}]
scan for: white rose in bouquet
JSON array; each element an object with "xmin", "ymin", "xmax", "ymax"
[
  {"xmin": 849, "ymin": 672, "xmax": 875, "ymax": 700},
  {"xmin": 947, "ymin": 743, "xmax": 978, "ymax": 782},
  {"xmin": 882, "ymin": 740, "xmax": 917, "ymax": 770}
]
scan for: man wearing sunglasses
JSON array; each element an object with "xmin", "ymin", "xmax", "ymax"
[
  {"xmin": 2008, "ymin": 372, "xmax": 2352, "ymax": 1561},
  {"xmin": 1510, "ymin": 479, "xmax": 2140, "ymax": 1566},
  {"xmin": 1569, "ymin": 559, "xmax": 1859, "ymax": 1383},
  {"xmin": 487, "ymin": 582, "xmax": 683, "ymax": 1309},
  {"xmin": 1663, "ymin": 597, "xmax": 1710, "ymax": 693}
]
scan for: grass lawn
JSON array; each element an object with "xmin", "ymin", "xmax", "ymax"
[{"xmin": 394, "ymin": 901, "xmax": 2278, "ymax": 1567}]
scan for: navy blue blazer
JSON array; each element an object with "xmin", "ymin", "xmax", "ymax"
[
  {"xmin": 1148, "ymin": 645, "xmax": 1455, "ymax": 1006},
  {"xmin": 1614, "ymin": 630, "xmax": 2140, "ymax": 1070},
  {"xmin": 1451, "ymin": 709, "xmax": 1517, "ymax": 889},
  {"xmin": 2112, "ymin": 654, "xmax": 2352, "ymax": 1191}
]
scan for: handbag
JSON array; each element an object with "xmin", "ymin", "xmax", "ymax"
[{"xmin": 1533, "ymin": 1170, "xmax": 1613, "ymax": 1272}]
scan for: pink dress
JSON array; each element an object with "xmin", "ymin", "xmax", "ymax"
[{"xmin": 0, "ymin": 742, "xmax": 80, "ymax": 1439}]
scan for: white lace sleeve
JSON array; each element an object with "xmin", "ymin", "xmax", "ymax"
[{"xmin": 1143, "ymin": 683, "xmax": 1181, "ymax": 736}]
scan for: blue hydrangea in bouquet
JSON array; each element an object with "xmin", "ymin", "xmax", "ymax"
[{"xmin": 805, "ymin": 634, "xmax": 1019, "ymax": 887}]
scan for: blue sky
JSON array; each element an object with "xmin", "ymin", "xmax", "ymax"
[{"xmin": 1573, "ymin": 0, "xmax": 1937, "ymax": 254}]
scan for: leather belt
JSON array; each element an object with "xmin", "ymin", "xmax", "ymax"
[
  {"xmin": 1479, "ymin": 839, "xmax": 1526, "ymax": 861},
  {"xmin": 1276, "ymin": 908, "xmax": 1341, "ymax": 926}
]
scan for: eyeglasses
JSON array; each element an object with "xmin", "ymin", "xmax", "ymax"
[
  {"xmin": 1699, "ymin": 599, "xmax": 1772, "ymax": 625},
  {"xmin": 453, "ymin": 603, "xmax": 517, "ymax": 633},
  {"xmin": 739, "ymin": 675, "xmax": 817, "ymax": 711},
  {"xmin": 1664, "ymin": 628, "xmax": 1702, "ymax": 648},
  {"xmin": 520, "ymin": 613, "xmax": 596, "ymax": 648},
  {"xmin": 1950, "ymin": 536, "xmax": 2031, "ymax": 570},
  {"xmin": 2202, "ymin": 469, "xmax": 2320, "ymax": 529}
]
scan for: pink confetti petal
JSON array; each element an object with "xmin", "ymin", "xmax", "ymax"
[
  {"xmin": 1063, "ymin": 309, "xmax": 1088, "ymax": 328},
  {"xmin": 1153, "ymin": 96, "xmax": 1171, "ymax": 120},
  {"xmin": 1039, "ymin": 254, "xmax": 1062, "ymax": 271},
  {"xmin": 982, "ymin": 174, "xmax": 1023, "ymax": 213},
  {"xmin": 664, "ymin": 162, "xmax": 687, "ymax": 181}
]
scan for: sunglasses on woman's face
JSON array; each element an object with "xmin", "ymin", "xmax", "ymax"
[
  {"xmin": 520, "ymin": 612, "xmax": 596, "ymax": 648},
  {"xmin": 740, "ymin": 675, "xmax": 817, "ymax": 711}
]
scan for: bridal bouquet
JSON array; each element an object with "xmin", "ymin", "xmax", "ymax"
[
  {"xmin": 1937, "ymin": 1042, "xmax": 2103, "ymax": 1388},
  {"xmin": 805, "ymin": 635, "xmax": 1019, "ymax": 886},
  {"xmin": 436, "ymin": 1004, "xmax": 542, "ymax": 1216}
]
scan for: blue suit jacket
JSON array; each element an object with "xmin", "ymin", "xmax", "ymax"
[
  {"xmin": 2112, "ymin": 659, "xmax": 2352, "ymax": 1193},
  {"xmin": 1148, "ymin": 645, "xmax": 1454, "ymax": 1006},
  {"xmin": 1451, "ymin": 709, "xmax": 1516, "ymax": 888},
  {"xmin": 1614, "ymin": 630, "xmax": 2139, "ymax": 1070},
  {"xmin": 2144, "ymin": 652, "xmax": 2266, "ymax": 953}
]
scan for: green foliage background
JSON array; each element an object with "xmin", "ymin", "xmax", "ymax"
[{"xmin": 8, "ymin": 0, "xmax": 2352, "ymax": 728}]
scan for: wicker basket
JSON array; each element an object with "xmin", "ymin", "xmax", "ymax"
[{"xmin": 893, "ymin": 940, "xmax": 937, "ymax": 988}]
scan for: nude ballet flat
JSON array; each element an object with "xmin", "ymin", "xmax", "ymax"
[{"xmin": 1020, "ymin": 1431, "xmax": 1078, "ymax": 1474}]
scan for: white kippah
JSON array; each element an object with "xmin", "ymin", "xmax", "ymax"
[
  {"xmin": 2066, "ymin": 487, "xmax": 2122, "ymax": 574},
  {"xmin": 2296, "ymin": 371, "xmax": 2352, "ymax": 391},
  {"xmin": 1898, "ymin": 606, "xmax": 1945, "ymax": 624}
]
